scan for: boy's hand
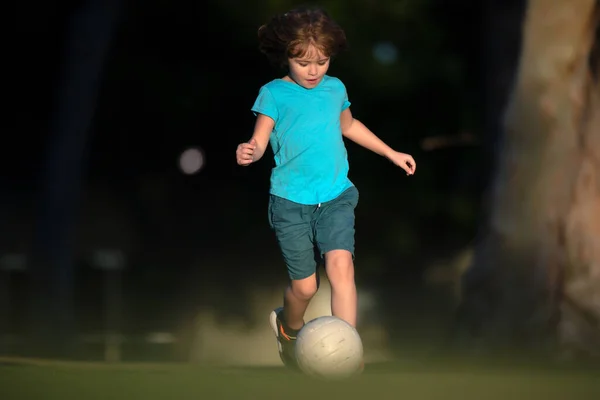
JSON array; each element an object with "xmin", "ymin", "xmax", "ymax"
[
  {"xmin": 387, "ymin": 151, "xmax": 416, "ymax": 176},
  {"xmin": 236, "ymin": 138, "xmax": 257, "ymax": 166}
]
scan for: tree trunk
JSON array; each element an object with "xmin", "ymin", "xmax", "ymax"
[
  {"xmin": 28, "ymin": 0, "xmax": 122, "ymax": 358},
  {"xmin": 458, "ymin": 0, "xmax": 600, "ymax": 357}
]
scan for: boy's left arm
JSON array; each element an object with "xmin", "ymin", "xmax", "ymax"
[{"xmin": 340, "ymin": 108, "xmax": 416, "ymax": 175}]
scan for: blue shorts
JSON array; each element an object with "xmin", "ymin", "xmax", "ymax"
[{"xmin": 268, "ymin": 186, "xmax": 359, "ymax": 280}]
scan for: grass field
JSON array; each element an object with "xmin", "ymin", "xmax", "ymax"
[{"xmin": 1, "ymin": 356, "xmax": 599, "ymax": 400}]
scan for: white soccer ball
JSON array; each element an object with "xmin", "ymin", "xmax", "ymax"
[{"xmin": 295, "ymin": 316, "xmax": 364, "ymax": 379}]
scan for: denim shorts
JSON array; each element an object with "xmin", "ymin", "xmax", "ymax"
[{"xmin": 268, "ymin": 186, "xmax": 359, "ymax": 280}]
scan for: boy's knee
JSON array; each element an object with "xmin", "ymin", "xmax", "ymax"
[
  {"xmin": 325, "ymin": 250, "xmax": 355, "ymax": 285},
  {"xmin": 290, "ymin": 275, "xmax": 318, "ymax": 300}
]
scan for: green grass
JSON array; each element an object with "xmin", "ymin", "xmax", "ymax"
[{"xmin": 1, "ymin": 357, "xmax": 599, "ymax": 400}]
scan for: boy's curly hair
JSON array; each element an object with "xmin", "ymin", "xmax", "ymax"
[{"xmin": 257, "ymin": 6, "xmax": 348, "ymax": 68}]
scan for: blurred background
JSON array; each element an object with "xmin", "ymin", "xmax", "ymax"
[{"xmin": 2, "ymin": 0, "xmax": 526, "ymax": 365}]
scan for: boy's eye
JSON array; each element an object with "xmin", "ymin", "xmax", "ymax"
[{"xmin": 298, "ymin": 61, "xmax": 327, "ymax": 67}]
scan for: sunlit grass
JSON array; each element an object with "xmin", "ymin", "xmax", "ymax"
[{"xmin": 1, "ymin": 356, "xmax": 599, "ymax": 400}]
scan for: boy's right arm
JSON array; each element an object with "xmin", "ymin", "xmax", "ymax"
[{"xmin": 236, "ymin": 114, "xmax": 274, "ymax": 166}]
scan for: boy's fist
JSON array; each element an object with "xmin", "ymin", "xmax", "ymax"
[{"xmin": 236, "ymin": 138, "xmax": 257, "ymax": 166}]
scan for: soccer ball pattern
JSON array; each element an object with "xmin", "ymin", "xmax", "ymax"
[{"xmin": 295, "ymin": 316, "xmax": 363, "ymax": 379}]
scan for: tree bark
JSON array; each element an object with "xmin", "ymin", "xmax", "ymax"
[{"xmin": 458, "ymin": 0, "xmax": 600, "ymax": 356}]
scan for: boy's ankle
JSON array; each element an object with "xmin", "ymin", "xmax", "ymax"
[
  {"xmin": 284, "ymin": 325, "xmax": 300, "ymax": 337},
  {"xmin": 278, "ymin": 311, "xmax": 301, "ymax": 338}
]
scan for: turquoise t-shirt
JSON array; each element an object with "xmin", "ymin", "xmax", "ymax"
[{"xmin": 251, "ymin": 75, "xmax": 354, "ymax": 205}]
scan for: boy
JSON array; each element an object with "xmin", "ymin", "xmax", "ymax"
[{"xmin": 235, "ymin": 6, "xmax": 416, "ymax": 368}]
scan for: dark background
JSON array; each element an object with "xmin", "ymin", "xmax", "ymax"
[{"xmin": 2, "ymin": 0, "xmax": 519, "ymax": 362}]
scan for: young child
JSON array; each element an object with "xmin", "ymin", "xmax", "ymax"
[{"xmin": 235, "ymin": 6, "xmax": 416, "ymax": 368}]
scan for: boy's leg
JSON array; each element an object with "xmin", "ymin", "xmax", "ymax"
[
  {"xmin": 284, "ymin": 273, "xmax": 318, "ymax": 330},
  {"xmin": 267, "ymin": 195, "xmax": 319, "ymax": 367},
  {"xmin": 269, "ymin": 274, "xmax": 318, "ymax": 367},
  {"xmin": 315, "ymin": 186, "xmax": 360, "ymax": 327},
  {"xmin": 323, "ymin": 251, "xmax": 363, "ymax": 373},
  {"xmin": 324, "ymin": 250, "xmax": 357, "ymax": 327}
]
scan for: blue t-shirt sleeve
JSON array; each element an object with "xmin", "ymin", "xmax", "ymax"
[
  {"xmin": 341, "ymin": 85, "xmax": 351, "ymax": 111},
  {"xmin": 251, "ymin": 86, "xmax": 279, "ymax": 122}
]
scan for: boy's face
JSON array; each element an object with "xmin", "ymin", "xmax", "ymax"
[{"xmin": 288, "ymin": 44, "xmax": 330, "ymax": 89}]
